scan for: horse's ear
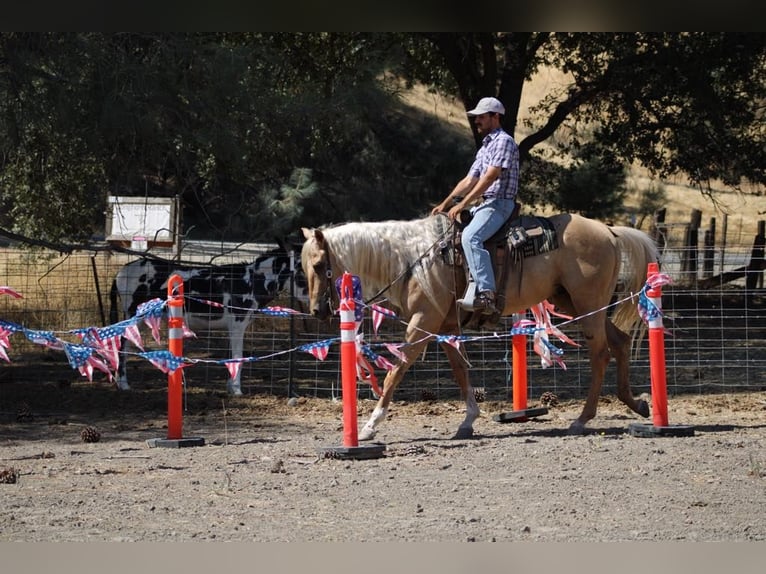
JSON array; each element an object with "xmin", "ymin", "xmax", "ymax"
[{"xmin": 301, "ymin": 227, "xmax": 312, "ymax": 240}]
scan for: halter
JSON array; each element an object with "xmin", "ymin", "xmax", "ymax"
[{"xmin": 317, "ymin": 243, "xmax": 338, "ymax": 315}]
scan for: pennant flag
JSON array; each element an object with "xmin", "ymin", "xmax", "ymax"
[
  {"xmin": 335, "ymin": 275, "xmax": 364, "ymax": 321},
  {"xmin": 360, "ymin": 345, "xmax": 395, "ymax": 372},
  {"xmin": 260, "ymin": 306, "xmax": 301, "ymax": 317},
  {"xmin": 383, "ymin": 343, "xmax": 408, "ymax": 363},
  {"xmin": 0, "ymin": 319, "xmax": 24, "ymax": 333},
  {"xmin": 638, "ymin": 289, "xmax": 663, "ymax": 325},
  {"xmin": 63, "ymin": 343, "xmax": 114, "ymax": 381},
  {"xmin": 0, "ymin": 327, "xmax": 13, "ymax": 362},
  {"xmin": 0, "ymin": 286, "xmax": 22, "ymax": 298},
  {"xmin": 355, "ymin": 351, "xmax": 383, "ymax": 396},
  {"xmin": 122, "ymin": 322, "xmax": 145, "ymax": 350},
  {"xmin": 224, "ymin": 360, "xmax": 244, "ymax": 381},
  {"xmin": 435, "ymin": 334, "xmax": 470, "ymax": 352},
  {"xmin": 25, "ymin": 329, "xmax": 64, "ymax": 350},
  {"xmin": 136, "ymin": 298, "xmax": 165, "ymax": 343},
  {"xmin": 370, "ymin": 303, "xmax": 397, "ymax": 335},
  {"xmin": 299, "ymin": 339, "xmax": 335, "ymax": 361},
  {"xmin": 138, "ymin": 350, "xmax": 189, "ymax": 374}
]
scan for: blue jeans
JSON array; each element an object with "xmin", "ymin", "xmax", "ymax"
[{"xmin": 461, "ymin": 197, "xmax": 516, "ymax": 293}]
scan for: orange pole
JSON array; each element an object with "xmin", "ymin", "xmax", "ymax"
[
  {"xmin": 512, "ymin": 313, "xmax": 527, "ymax": 412},
  {"xmin": 646, "ymin": 262, "xmax": 669, "ymax": 427},
  {"xmin": 338, "ymin": 272, "xmax": 359, "ymax": 447},
  {"xmin": 166, "ymin": 275, "xmax": 184, "ymax": 440}
]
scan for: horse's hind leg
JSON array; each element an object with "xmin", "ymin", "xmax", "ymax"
[
  {"xmin": 606, "ymin": 319, "xmax": 650, "ymax": 418},
  {"xmin": 439, "ymin": 341, "xmax": 478, "ymax": 439}
]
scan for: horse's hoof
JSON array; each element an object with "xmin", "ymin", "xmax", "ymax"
[
  {"xmin": 452, "ymin": 427, "xmax": 474, "ymax": 440},
  {"xmin": 567, "ymin": 421, "xmax": 586, "ymax": 435},
  {"xmin": 358, "ymin": 427, "xmax": 376, "ymax": 442},
  {"xmin": 636, "ymin": 399, "xmax": 650, "ymax": 418}
]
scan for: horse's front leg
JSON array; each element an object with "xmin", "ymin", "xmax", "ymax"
[
  {"xmin": 359, "ymin": 365, "xmax": 406, "ymax": 441},
  {"xmin": 439, "ymin": 341, "xmax": 478, "ymax": 439},
  {"xmin": 569, "ymin": 321, "xmax": 611, "ymax": 435}
]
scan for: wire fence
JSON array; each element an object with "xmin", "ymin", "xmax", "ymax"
[{"xmin": 1, "ymin": 221, "xmax": 765, "ymax": 403}]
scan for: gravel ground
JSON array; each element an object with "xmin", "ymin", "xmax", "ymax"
[{"xmin": 1, "ymin": 382, "xmax": 765, "ymax": 543}]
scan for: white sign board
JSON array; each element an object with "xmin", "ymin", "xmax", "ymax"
[{"xmin": 106, "ymin": 196, "xmax": 176, "ymax": 244}]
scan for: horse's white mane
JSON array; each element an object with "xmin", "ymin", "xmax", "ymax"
[{"xmin": 320, "ymin": 215, "xmax": 449, "ymax": 309}]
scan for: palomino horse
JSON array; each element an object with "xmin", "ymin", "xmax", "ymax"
[{"xmin": 301, "ymin": 212, "xmax": 659, "ymax": 439}]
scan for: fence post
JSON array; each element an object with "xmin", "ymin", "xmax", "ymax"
[
  {"xmin": 746, "ymin": 221, "xmax": 765, "ymax": 294},
  {"xmin": 681, "ymin": 209, "xmax": 701, "ymax": 283},
  {"xmin": 703, "ymin": 217, "xmax": 715, "ymax": 278}
]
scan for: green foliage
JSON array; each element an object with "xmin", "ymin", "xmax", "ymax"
[
  {"xmin": 0, "ymin": 32, "xmax": 764, "ymax": 245},
  {"xmin": 633, "ymin": 181, "xmax": 667, "ymax": 229},
  {"xmin": 552, "ymin": 146, "xmax": 628, "ymax": 219}
]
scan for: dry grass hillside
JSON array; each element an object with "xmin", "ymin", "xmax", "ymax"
[{"xmin": 401, "ymin": 68, "xmax": 766, "ymax": 246}]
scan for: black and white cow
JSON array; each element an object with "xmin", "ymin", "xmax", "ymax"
[{"xmin": 109, "ymin": 247, "xmax": 307, "ymax": 395}]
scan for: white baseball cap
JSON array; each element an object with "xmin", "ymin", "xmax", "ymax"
[{"xmin": 466, "ymin": 97, "xmax": 505, "ymax": 116}]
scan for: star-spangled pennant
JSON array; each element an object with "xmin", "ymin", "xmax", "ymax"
[
  {"xmin": 530, "ymin": 301, "xmax": 579, "ymax": 347},
  {"xmin": 0, "ymin": 319, "xmax": 24, "ymax": 333},
  {"xmin": 63, "ymin": 343, "xmax": 114, "ymax": 381},
  {"xmin": 122, "ymin": 322, "xmax": 145, "ymax": 350},
  {"xmin": 75, "ymin": 325, "xmax": 123, "ymax": 371},
  {"xmin": 370, "ymin": 303, "xmax": 397, "ymax": 335},
  {"xmin": 646, "ymin": 272, "xmax": 673, "ymax": 291},
  {"xmin": 136, "ymin": 298, "xmax": 166, "ymax": 343},
  {"xmin": 383, "ymin": 343, "xmax": 408, "ymax": 363},
  {"xmin": 25, "ymin": 329, "xmax": 64, "ymax": 350},
  {"xmin": 532, "ymin": 331, "xmax": 566, "ymax": 369},
  {"xmin": 637, "ymin": 289, "xmax": 663, "ymax": 325},
  {"xmin": 299, "ymin": 339, "xmax": 335, "ymax": 361},
  {"xmin": 138, "ymin": 350, "xmax": 189, "ymax": 374},
  {"xmin": 224, "ymin": 360, "xmax": 244, "ymax": 381},
  {"xmin": 355, "ymin": 351, "xmax": 383, "ymax": 396},
  {"xmin": 435, "ymin": 334, "xmax": 470, "ymax": 352},
  {"xmin": 335, "ymin": 275, "xmax": 364, "ymax": 321},
  {"xmin": 0, "ymin": 327, "xmax": 13, "ymax": 362},
  {"xmin": 360, "ymin": 344, "xmax": 395, "ymax": 372},
  {"xmin": 259, "ymin": 306, "xmax": 301, "ymax": 317}
]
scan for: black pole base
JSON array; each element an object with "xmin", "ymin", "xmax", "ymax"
[
  {"xmin": 146, "ymin": 437, "xmax": 206, "ymax": 448},
  {"xmin": 628, "ymin": 423, "xmax": 695, "ymax": 438},
  {"xmin": 493, "ymin": 406, "xmax": 549, "ymax": 423},
  {"xmin": 317, "ymin": 443, "xmax": 386, "ymax": 460}
]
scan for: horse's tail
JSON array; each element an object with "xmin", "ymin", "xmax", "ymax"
[{"xmin": 610, "ymin": 226, "xmax": 660, "ymax": 334}]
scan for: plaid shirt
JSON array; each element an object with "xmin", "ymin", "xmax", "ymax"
[{"xmin": 467, "ymin": 128, "xmax": 519, "ymax": 201}]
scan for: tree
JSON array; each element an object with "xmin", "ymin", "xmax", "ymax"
[
  {"xmin": 1, "ymin": 33, "xmax": 764, "ymax": 244},
  {"xmin": 400, "ymin": 32, "xmax": 766, "ymax": 209}
]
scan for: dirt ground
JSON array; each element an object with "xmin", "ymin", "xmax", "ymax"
[{"xmin": 1, "ymin": 377, "xmax": 765, "ymax": 542}]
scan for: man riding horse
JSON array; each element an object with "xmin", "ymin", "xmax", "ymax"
[{"xmin": 431, "ymin": 96, "xmax": 519, "ymax": 318}]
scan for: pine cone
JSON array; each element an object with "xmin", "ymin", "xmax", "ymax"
[
  {"xmin": 420, "ymin": 389, "xmax": 437, "ymax": 401},
  {"xmin": 539, "ymin": 391, "xmax": 559, "ymax": 407},
  {"xmin": 473, "ymin": 387, "xmax": 486, "ymax": 403},
  {"xmin": 80, "ymin": 426, "xmax": 101, "ymax": 443},
  {"xmin": 0, "ymin": 467, "xmax": 19, "ymax": 484}
]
